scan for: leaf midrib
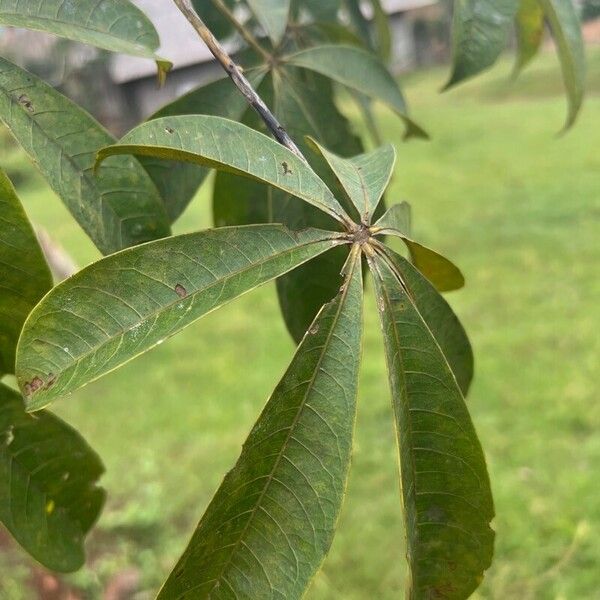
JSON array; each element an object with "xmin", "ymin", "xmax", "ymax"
[
  {"xmin": 203, "ymin": 248, "xmax": 358, "ymax": 599},
  {"xmin": 352, "ymin": 159, "xmax": 370, "ymax": 220}
]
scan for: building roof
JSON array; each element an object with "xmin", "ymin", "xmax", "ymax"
[{"xmin": 111, "ymin": 0, "xmax": 436, "ymax": 84}]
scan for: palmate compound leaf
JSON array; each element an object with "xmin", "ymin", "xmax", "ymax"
[
  {"xmin": 213, "ymin": 69, "xmax": 365, "ymax": 345},
  {"xmin": 538, "ymin": 0, "xmax": 586, "ymax": 129},
  {"xmin": 158, "ymin": 247, "xmax": 363, "ymax": 599},
  {"xmin": 268, "ymin": 68, "xmax": 367, "ymax": 344},
  {"xmin": 96, "ymin": 115, "xmax": 351, "ymax": 227},
  {"xmin": 0, "ymin": 0, "xmax": 171, "ymax": 80},
  {"xmin": 374, "ymin": 204, "xmax": 465, "ymax": 292},
  {"xmin": 445, "ymin": 0, "xmax": 519, "ymax": 88},
  {"xmin": 0, "ymin": 57, "xmax": 171, "ymax": 255},
  {"xmin": 369, "ymin": 248, "xmax": 494, "ymax": 599},
  {"xmin": 0, "ymin": 382, "xmax": 105, "ymax": 572},
  {"xmin": 141, "ymin": 71, "xmax": 267, "ymax": 223},
  {"xmin": 306, "ymin": 137, "xmax": 395, "ymax": 224},
  {"xmin": 284, "ymin": 44, "xmax": 428, "ymax": 140},
  {"xmin": 16, "ymin": 225, "xmax": 341, "ymax": 410},
  {"xmin": 0, "ymin": 168, "xmax": 53, "ymax": 376}
]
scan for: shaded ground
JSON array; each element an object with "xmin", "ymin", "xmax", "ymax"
[{"xmin": 1, "ymin": 48, "xmax": 599, "ymax": 599}]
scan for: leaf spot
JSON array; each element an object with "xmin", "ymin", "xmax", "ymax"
[
  {"xmin": 18, "ymin": 94, "xmax": 34, "ymax": 112},
  {"xmin": 23, "ymin": 373, "xmax": 56, "ymax": 396},
  {"xmin": 24, "ymin": 376, "xmax": 44, "ymax": 396},
  {"xmin": 309, "ymin": 324, "xmax": 319, "ymax": 335},
  {"xmin": 427, "ymin": 581, "xmax": 457, "ymax": 598},
  {"xmin": 45, "ymin": 499, "xmax": 55, "ymax": 515},
  {"xmin": 165, "ymin": 126, "xmax": 175, "ymax": 134},
  {"xmin": 282, "ymin": 161, "xmax": 292, "ymax": 175},
  {"xmin": 175, "ymin": 284, "xmax": 187, "ymax": 298}
]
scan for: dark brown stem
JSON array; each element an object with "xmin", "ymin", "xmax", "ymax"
[{"xmin": 173, "ymin": 0, "xmax": 306, "ymax": 162}]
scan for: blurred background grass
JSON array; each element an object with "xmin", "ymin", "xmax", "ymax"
[{"xmin": 1, "ymin": 47, "xmax": 599, "ymax": 599}]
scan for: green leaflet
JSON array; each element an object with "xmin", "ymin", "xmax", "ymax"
[
  {"xmin": 297, "ymin": 21, "xmax": 364, "ymax": 47},
  {"xmin": 97, "ymin": 115, "xmax": 349, "ymax": 225},
  {"xmin": 158, "ymin": 248, "xmax": 363, "ymax": 599},
  {"xmin": 247, "ymin": 0, "xmax": 291, "ymax": 45},
  {"xmin": 285, "ymin": 44, "xmax": 428, "ymax": 139},
  {"xmin": 16, "ymin": 225, "xmax": 340, "ymax": 409},
  {"xmin": 381, "ymin": 247, "xmax": 473, "ymax": 397},
  {"xmin": 514, "ymin": 0, "xmax": 545, "ymax": 75},
  {"xmin": 374, "ymin": 200, "xmax": 411, "ymax": 236},
  {"xmin": 351, "ymin": 92, "xmax": 385, "ymax": 147},
  {"xmin": 370, "ymin": 252, "xmax": 494, "ymax": 599},
  {"xmin": 344, "ymin": 0, "xmax": 373, "ymax": 51},
  {"xmin": 445, "ymin": 0, "xmax": 519, "ymax": 88},
  {"xmin": 538, "ymin": 0, "xmax": 586, "ymax": 129},
  {"xmin": 292, "ymin": 0, "xmax": 341, "ymax": 22},
  {"xmin": 307, "ymin": 137, "xmax": 395, "ymax": 223},
  {"xmin": 370, "ymin": 0, "xmax": 392, "ymax": 62},
  {"xmin": 0, "ymin": 57, "xmax": 171, "ymax": 255},
  {"xmin": 0, "ymin": 168, "xmax": 53, "ymax": 375},
  {"xmin": 0, "ymin": 382, "xmax": 105, "ymax": 572},
  {"xmin": 374, "ymin": 206, "xmax": 464, "ymax": 292},
  {"xmin": 0, "ymin": 0, "xmax": 170, "ymax": 80},
  {"xmin": 142, "ymin": 72, "xmax": 266, "ymax": 222},
  {"xmin": 339, "ymin": 0, "xmax": 391, "ymax": 59}
]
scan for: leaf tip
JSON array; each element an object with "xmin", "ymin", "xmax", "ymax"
[{"xmin": 156, "ymin": 59, "xmax": 173, "ymax": 88}]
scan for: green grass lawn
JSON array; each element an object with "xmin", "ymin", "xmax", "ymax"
[{"xmin": 1, "ymin": 48, "xmax": 599, "ymax": 599}]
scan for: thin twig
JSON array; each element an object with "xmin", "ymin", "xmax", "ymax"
[
  {"xmin": 173, "ymin": 0, "xmax": 306, "ymax": 162},
  {"xmin": 211, "ymin": 0, "xmax": 270, "ymax": 62}
]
